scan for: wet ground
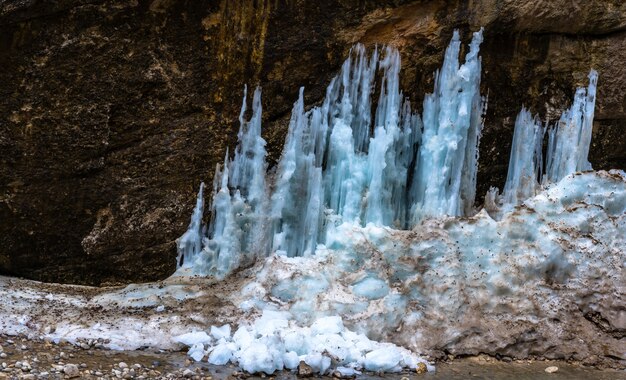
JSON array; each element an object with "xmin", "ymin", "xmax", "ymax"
[{"xmin": 0, "ymin": 334, "xmax": 624, "ymax": 380}]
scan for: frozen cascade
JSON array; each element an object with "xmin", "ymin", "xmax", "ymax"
[
  {"xmin": 501, "ymin": 108, "xmax": 545, "ymax": 207},
  {"xmin": 175, "ymin": 28, "xmax": 599, "ymax": 292},
  {"xmin": 270, "ymin": 87, "xmax": 326, "ymax": 257},
  {"xmin": 409, "ymin": 29, "xmax": 486, "ymax": 221},
  {"xmin": 176, "ymin": 182, "xmax": 204, "ymax": 268},
  {"xmin": 0, "ymin": 28, "xmax": 611, "ymax": 377},
  {"xmin": 176, "ymin": 86, "xmax": 269, "ymax": 277},
  {"xmin": 488, "ymin": 69, "xmax": 598, "ymax": 213},
  {"xmin": 545, "ymin": 70, "xmax": 598, "ymax": 183}
]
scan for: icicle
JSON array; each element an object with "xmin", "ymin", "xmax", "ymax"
[
  {"xmin": 176, "ymin": 182, "xmax": 205, "ymax": 268},
  {"xmin": 176, "ymin": 86, "xmax": 271, "ymax": 278},
  {"xmin": 207, "ymin": 152, "xmax": 241, "ymax": 275},
  {"xmin": 409, "ymin": 28, "xmax": 486, "ymax": 223},
  {"xmin": 270, "ymin": 88, "xmax": 324, "ymax": 257},
  {"xmin": 544, "ymin": 70, "xmax": 598, "ymax": 183},
  {"xmin": 322, "ymin": 45, "xmax": 376, "ymax": 225},
  {"xmin": 363, "ymin": 47, "xmax": 401, "ymax": 226},
  {"xmin": 230, "ymin": 86, "xmax": 268, "ymax": 210},
  {"xmin": 229, "ymin": 86, "xmax": 270, "ymax": 256},
  {"xmin": 501, "ymin": 107, "xmax": 545, "ymax": 206}
]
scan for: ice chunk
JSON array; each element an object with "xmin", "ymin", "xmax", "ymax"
[
  {"xmin": 363, "ymin": 347, "xmax": 402, "ymax": 371},
  {"xmin": 239, "ymin": 342, "xmax": 281, "ymax": 374},
  {"xmin": 208, "ymin": 343, "xmax": 233, "ymax": 365},
  {"xmin": 210, "ymin": 324, "xmax": 231, "ymax": 341},
  {"xmin": 232, "ymin": 326, "xmax": 253, "ymax": 349},
  {"xmin": 310, "ymin": 316, "xmax": 344, "ymax": 335},
  {"xmin": 188, "ymin": 343, "xmax": 206, "ymax": 362},
  {"xmin": 304, "ymin": 352, "xmax": 331, "ymax": 374},
  {"xmin": 336, "ymin": 367, "xmax": 361, "ymax": 376},
  {"xmin": 254, "ymin": 310, "xmax": 290, "ymax": 336},
  {"xmin": 283, "ymin": 351, "xmax": 300, "ymax": 370},
  {"xmin": 173, "ymin": 331, "xmax": 212, "ymax": 346}
]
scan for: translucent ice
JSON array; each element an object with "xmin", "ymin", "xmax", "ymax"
[
  {"xmin": 489, "ymin": 70, "xmax": 597, "ymax": 214},
  {"xmin": 545, "ymin": 70, "xmax": 598, "ymax": 182},
  {"xmin": 409, "ymin": 29, "xmax": 485, "ymax": 221},
  {"xmin": 176, "ymin": 182, "xmax": 204, "ymax": 268},
  {"xmin": 501, "ymin": 107, "xmax": 544, "ymax": 207},
  {"xmin": 176, "ymin": 30, "xmax": 493, "ymax": 278},
  {"xmin": 175, "ymin": 86, "xmax": 269, "ymax": 277}
]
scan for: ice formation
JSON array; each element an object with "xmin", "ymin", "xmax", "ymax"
[
  {"xmin": 169, "ymin": 28, "xmax": 615, "ymax": 374},
  {"xmin": 176, "ymin": 86, "xmax": 270, "ymax": 276},
  {"xmin": 176, "ymin": 29, "xmax": 488, "ymax": 278},
  {"xmin": 545, "ymin": 70, "xmax": 598, "ymax": 183},
  {"xmin": 167, "ymin": 170, "xmax": 626, "ymax": 374},
  {"xmin": 409, "ymin": 29, "xmax": 485, "ymax": 220},
  {"xmin": 487, "ymin": 70, "xmax": 598, "ymax": 211},
  {"xmin": 500, "ymin": 108, "xmax": 544, "ymax": 207}
]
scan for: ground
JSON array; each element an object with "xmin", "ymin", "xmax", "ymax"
[{"xmin": 0, "ymin": 334, "xmax": 624, "ymax": 380}]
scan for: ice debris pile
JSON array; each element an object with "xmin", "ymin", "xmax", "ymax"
[
  {"xmin": 172, "ymin": 28, "xmax": 611, "ymax": 374},
  {"xmin": 174, "ymin": 313, "xmax": 433, "ymax": 375}
]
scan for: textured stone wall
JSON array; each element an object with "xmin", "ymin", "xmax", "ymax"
[{"xmin": 1, "ymin": 0, "xmax": 625, "ymax": 285}]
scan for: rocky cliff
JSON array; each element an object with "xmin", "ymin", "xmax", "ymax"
[{"xmin": 1, "ymin": 0, "xmax": 625, "ymax": 285}]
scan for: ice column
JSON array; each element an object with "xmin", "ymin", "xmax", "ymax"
[
  {"xmin": 175, "ymin": 87, "xmax": 269, "ymax": 277},
  {"xmin": 409, "ymin": 28, "xmax": 486, "ymax": 222},
  {"xmin": 206, "ymin": 155, "xmax": 245, "ymax": 275},
  {"xmin": 230, "ymin": 86, "xmax": 268, "ymax": 212},
  {"xmin": 229, "ymin": 86, "xmax": 271, "ymax": 256},
  {"xmin": 544, "ymin": 70, "xmax": 598, "ymax": 183},
  {"xmin": 322, "ymin": 45, "xmax": 378, "ymax": 225},
  {"xmin": 501, "ymin": 108, "xmax": 544, "ymax": 206},
  {"xmin": 270, "ymin": 88, "xmax": 325, "ymax": 257},
  {"xmin": 365, "ymin": 47, "xmax": 421, "ymax": 227},
  {"xmin": 176, "ymin": 182, "xmax": 205, "ymax": 268}
]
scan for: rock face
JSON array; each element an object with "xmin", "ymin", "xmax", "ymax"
[{"xmin": 0, "ymin": 0, "xmax": 625, "ymax": 285}]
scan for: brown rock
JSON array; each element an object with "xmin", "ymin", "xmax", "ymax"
[
  {"xmin": 416, "ymin": 362, "xmax": 427, "ymax": 374},
  {"xmin": 0, "ymin": 0, "xmax": 625, "ymax": 284},
  {"xmin": 297, "ymin": 361, "xmax": 314, "ymax": 377}
]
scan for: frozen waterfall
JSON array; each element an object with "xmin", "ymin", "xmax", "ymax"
[
  {"xmin": 545, "ymin": 70, "xmax": 598, "ymax": 183},
  {"xmin": 409, "ymin": 29, "xmax": 485, "ymax": 221},
  {"xmin": 176, "ymin": 86, "xmax": 270, "ymax": 276},
  {"xmin": 487, "ymin": 70, "xmax": 598, "ymax": 212},
  {"xmin": 175, "ymin": 29, "xmax": 599, "ymax": 279},
  {"xmin": 496, "ymin": 108, "xmax": 545, "ymax": 209}
]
